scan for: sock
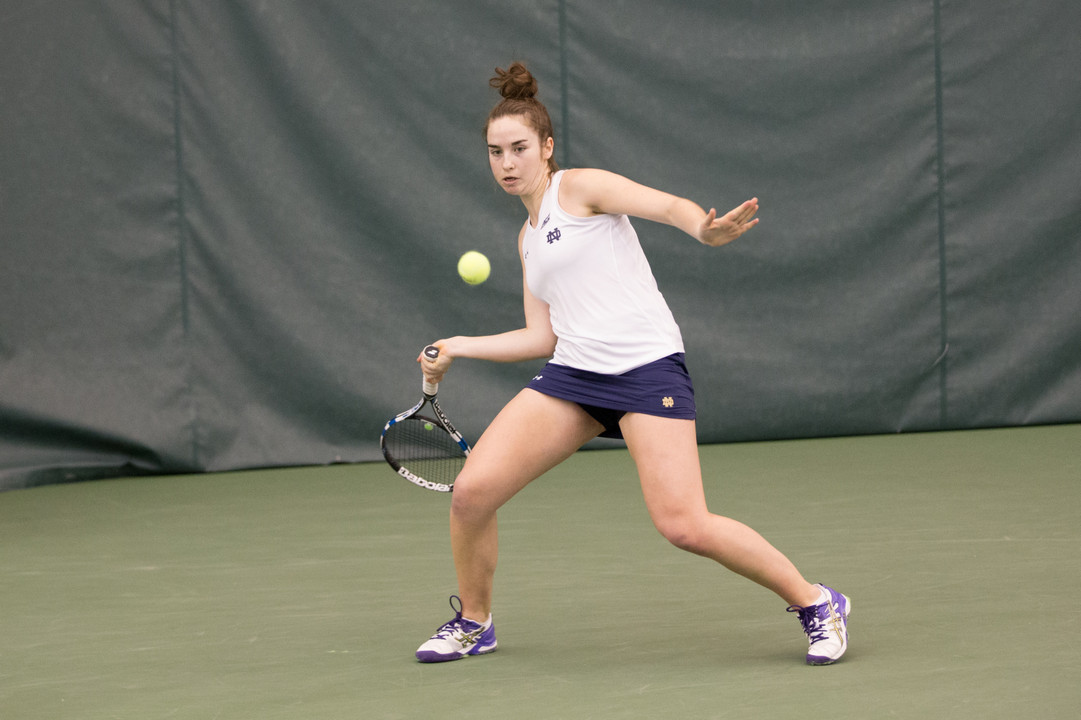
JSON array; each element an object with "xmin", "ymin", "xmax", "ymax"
[
  {"xmin": 812, "ymin": 586, "xmax": 829, "ymax": 607},
  {"xmin": 464, "ymin": 614, "xmax": 491, "ymax": 629}
]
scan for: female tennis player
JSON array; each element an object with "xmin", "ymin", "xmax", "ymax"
[{"xmin": 414, "ymin": 62, "xmax": 850, "ymax": 666}]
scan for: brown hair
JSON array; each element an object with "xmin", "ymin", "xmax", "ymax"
[{"xmin": 485, "ymin": 62, "xmax": 559, "ymax": 173}]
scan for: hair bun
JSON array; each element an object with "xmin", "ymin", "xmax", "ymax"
[{"xmin": 489, "ymin": 62, "xmax": 538, "ymax": 100}]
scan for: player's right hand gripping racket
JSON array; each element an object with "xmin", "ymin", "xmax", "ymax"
[{"xmin": 380, "ymin": 345, "xmax": 471, "ymax": 492}]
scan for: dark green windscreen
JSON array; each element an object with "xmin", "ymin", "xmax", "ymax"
[{"xmin": 2, "ymin": 1, "xmax": 1079, "ymax": 489}]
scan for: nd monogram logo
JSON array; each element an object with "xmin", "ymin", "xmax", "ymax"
[
  {"xmin": 546, "ymin": 227, "xmax": 562, "ymax": 244},
  {"xmin": 662, "ymin": 397, "xmax": 675, "ymax": 408}
]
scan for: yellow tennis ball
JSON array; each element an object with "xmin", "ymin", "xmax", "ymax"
[{"xmin": 457, "ymin": 251, "xmax": 490, "ymax": 285}]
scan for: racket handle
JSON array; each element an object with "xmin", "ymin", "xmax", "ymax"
[{"xmin": 422, "ymin": 345, "xmax": 440, "ymax": 396}]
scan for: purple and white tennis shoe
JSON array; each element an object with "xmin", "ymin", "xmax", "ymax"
[
  {"xmin": 416, "ymin": 596, "xmax": 497, "ymax": 663},
  {"xmin": 787, "ymin": 584, "xmax": 851, "ymax": 665}
]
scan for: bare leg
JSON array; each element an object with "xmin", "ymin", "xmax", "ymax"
[
  {"xmin": 620, "ymin": 413, "xmax": 820, "ymax": 608},
  {"xmin": 450, "ymin": 389, "xmax": 602, "ymax": 621}
]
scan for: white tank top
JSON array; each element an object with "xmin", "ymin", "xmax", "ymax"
[{"xmin": 522, "ymin": 170, "xmax": 685, "ymax": 374}]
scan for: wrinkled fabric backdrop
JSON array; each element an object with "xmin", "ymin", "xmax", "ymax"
[{"xmin": 2, "ymin": 1, "xmax": 1079, "ymax": 489}]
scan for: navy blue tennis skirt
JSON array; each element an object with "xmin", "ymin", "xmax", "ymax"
[{"xmin": 527, "ymin": 353, "xmax": 696, "ymax": 439}]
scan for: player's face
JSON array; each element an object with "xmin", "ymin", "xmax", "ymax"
[{"xmin": 486, "ymin": 115, "xmax": 554, "ymax": 197}]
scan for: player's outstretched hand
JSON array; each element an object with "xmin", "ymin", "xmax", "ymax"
[{"xmin": 698, "ymin": 198, "xmax": 759, "ymax": 247}]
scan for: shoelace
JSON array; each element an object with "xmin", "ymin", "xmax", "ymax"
[
  {"xmin": 433, "ymin": 595, "xmax": 482, "ymax": 640},
  {"xmin": 787, "ymin": 603, "xmax": 829, "ymax": 643}
]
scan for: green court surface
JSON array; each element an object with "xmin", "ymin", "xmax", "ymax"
[{"xmin": 2, "ymin": 425, "xmax": 1079, "ymax": 719}]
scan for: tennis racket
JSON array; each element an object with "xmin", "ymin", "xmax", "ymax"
[{"xmin": 380, "ymin": 345, "xmax": 470, "ymax": 492}]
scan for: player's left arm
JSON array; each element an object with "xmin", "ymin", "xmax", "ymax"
[{"xmin": 558, "ymin": 168, "xmax": 758, "ymax": 247}]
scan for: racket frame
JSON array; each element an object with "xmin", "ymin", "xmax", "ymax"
[{"xmin": 379, "ymin": 346, "xmax": 470, "ymax": 492}]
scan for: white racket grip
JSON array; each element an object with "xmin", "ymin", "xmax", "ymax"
[{"xmin": 422, "ymin": 345, "xmax": 440, "ymax": 396}]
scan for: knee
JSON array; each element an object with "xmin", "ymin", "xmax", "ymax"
[
  {"xmin": 653, "ymin": 515, "xmax": 711, "ymax": 557},
  {"xmin": 449, "ymin": 474, "xmax": 497, "ymax": 525}
]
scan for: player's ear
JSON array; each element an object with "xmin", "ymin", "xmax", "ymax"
[{"xmin": 542, "ymin": 135, "xmax": 554, "ymax": 159}]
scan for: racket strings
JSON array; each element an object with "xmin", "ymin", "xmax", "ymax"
[{"xmin": 383, "ymin": 416, "xmax": 467, "ymax": 486}]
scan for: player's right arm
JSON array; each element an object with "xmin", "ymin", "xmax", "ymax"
[{"xmin": 420, "ymin": 222, "xmax": 556, "ymax": 381}]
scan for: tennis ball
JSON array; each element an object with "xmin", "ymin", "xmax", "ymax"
[
  {"xmin": 457, "ymin": 251, "xmax": 490, "ymax": 285},
  {"xmin": 423, "ymin": 422, "xmax": 434, "ymax": 431}
]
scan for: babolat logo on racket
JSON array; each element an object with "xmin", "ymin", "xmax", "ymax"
[{"xmin": 397, "ymin": 466, "xmax": 452, "ymax": 493}]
